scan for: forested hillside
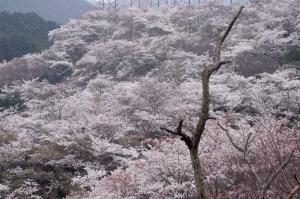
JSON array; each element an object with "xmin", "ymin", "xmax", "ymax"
[
  {"xmin": 0, "ymin": 0, "xmax": 299, "ymax": 198},
  {"xmin": 0, "ymin": 12, "xmax": 57, "ymax": 62},
  {"xmin": 0, "ymin": 0, "xmax": 95, "ymax": 23}
]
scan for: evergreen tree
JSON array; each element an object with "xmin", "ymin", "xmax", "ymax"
[{"xmin": 0, "ymin": 11, "xmax": 58, "ymax": 61}]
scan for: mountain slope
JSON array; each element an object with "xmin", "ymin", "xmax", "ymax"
[
  {"xmin": 0, "ymin": 11, "xmax": 58, "ymax": 61},
  {"xmin": 0, "ymin": 0, "xmax": 95, "ymax": 23},
  {"xmin": 0, "ymin": 1, "xmax": 299, "ymax": 198}
]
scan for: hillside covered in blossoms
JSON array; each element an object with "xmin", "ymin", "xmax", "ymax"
[{"xmin": 0, "ymin": 0, "xmax": 299, "ymax": 198}]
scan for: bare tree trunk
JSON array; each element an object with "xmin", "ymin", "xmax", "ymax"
[
  {"xmin": 158, "ymin": 0, "xmax": 160, "ymax": 8},
  {"xmin": 190, "ymin": 148, "xmax": 206, "ymax": 199}
]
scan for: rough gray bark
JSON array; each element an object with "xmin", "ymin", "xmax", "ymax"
[
  {"xmin": 190, "ymin": 147, "xmax": 206, "ymax": 198},
  {"xmin": 161, "ymin": 6, "xmax": 244, "ymax": 199}
]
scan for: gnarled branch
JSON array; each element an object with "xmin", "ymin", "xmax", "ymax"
[
  {"xmin": 210, "ymin": 6, "xmax": 244, "ymax": 75},
  {"xmin": 217, "ymin": 122, "xmax": 245, "ymax": 153},
  {"xmin": 209, "ymin": 60, "xmax": 232, "ymax": 74},
  {"xmin": 219, "ymin": 6, "xmax": 244, "ymax": 46},
  {"xmin": 161, "ymin": 120, "xmax": 193, "ymax": 148}
]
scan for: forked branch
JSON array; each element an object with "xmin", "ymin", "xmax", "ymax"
[
  {"xmin": 194, "ymin": 6, "xmax": 245, "ymax": 146},
  {"xmin": 161, "ymin": 120, "xmax": 193, "ymax": 148},
  {"xmin": 210, "ymin": 6, "xmax": 244, "ymax": 74}
]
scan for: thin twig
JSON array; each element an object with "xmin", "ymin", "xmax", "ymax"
[
  {"xmin": 260, "ymin": 151, "xmax": 294, "ymax": 199},
  {"xmin": 287, "ymin": 174, "xmax": 300, "ymax": 199}
]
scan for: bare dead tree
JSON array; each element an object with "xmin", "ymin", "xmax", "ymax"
[
  {"xmin": 287, "ymin": 174, "xmax": 300, "ymax": 199},
  {"xmin": 161, "ymin": 6, "xmax": 244, "ymax": 199},
  {"xmin": 218, "ymin": 118, "xmax": 294, "ymax": 199}
]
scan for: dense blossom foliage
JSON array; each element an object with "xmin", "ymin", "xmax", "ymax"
[{"xmin": 0, "ymin": 0, "xmax": 299, "ymax": 198}]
